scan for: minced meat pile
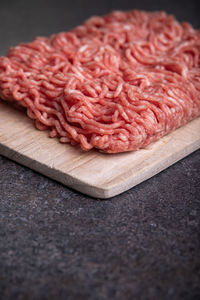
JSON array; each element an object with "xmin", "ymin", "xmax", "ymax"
[{"xmin": 0, "ymin": 10, "xmax": 199, "ymax": 153}]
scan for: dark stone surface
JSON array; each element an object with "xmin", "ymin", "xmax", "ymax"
[
  {"xmin": 0, "ymin": 150, "xmax": 200, "ymax": 300},
  {"xmin": 0, "ymin": 0, "xmax": 200, "ymax": 299}
]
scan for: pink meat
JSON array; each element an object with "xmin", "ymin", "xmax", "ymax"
[{"xmin": 0, "ymin": 10, "xmax": 199, "ymax": 153}]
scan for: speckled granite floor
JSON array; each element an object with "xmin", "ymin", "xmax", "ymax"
[{"xmin": 0, "ymin": 0, "xmax": 200, "ymax": 299}]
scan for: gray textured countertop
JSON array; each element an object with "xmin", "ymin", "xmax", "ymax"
[
  {"xmin": 0, "ymin": 0, "xmax": 200, "ymax": 299},
  {"xmin": 0, "ymin": 150, "xmax": 200, "ymax": 300}
]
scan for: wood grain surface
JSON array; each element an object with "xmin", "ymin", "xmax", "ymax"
[{"xmin": 0, "ymin": 101, "xmax": 199, "ymax": 198}]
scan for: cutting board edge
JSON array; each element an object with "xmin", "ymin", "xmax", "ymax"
[
  {"xmin": 99, "ymin": 140, "xmax": 200, "ymax": 198},
  {"xmin": 0, "ymin": 142, "xmax": 110, "ymax": 199},
  {"xmin": 0, "ymin": 139, "xmax": 199, "ymax": 199}
]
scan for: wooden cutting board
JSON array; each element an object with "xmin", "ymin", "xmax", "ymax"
[{"xmin": 0, "ymin": 101, "xmax": 199, "ymax": 198}]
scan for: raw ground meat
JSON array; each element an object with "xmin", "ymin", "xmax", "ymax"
[{"xmin": 0, "ymin": 10, "xmax": 199, "ymax": 153}]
